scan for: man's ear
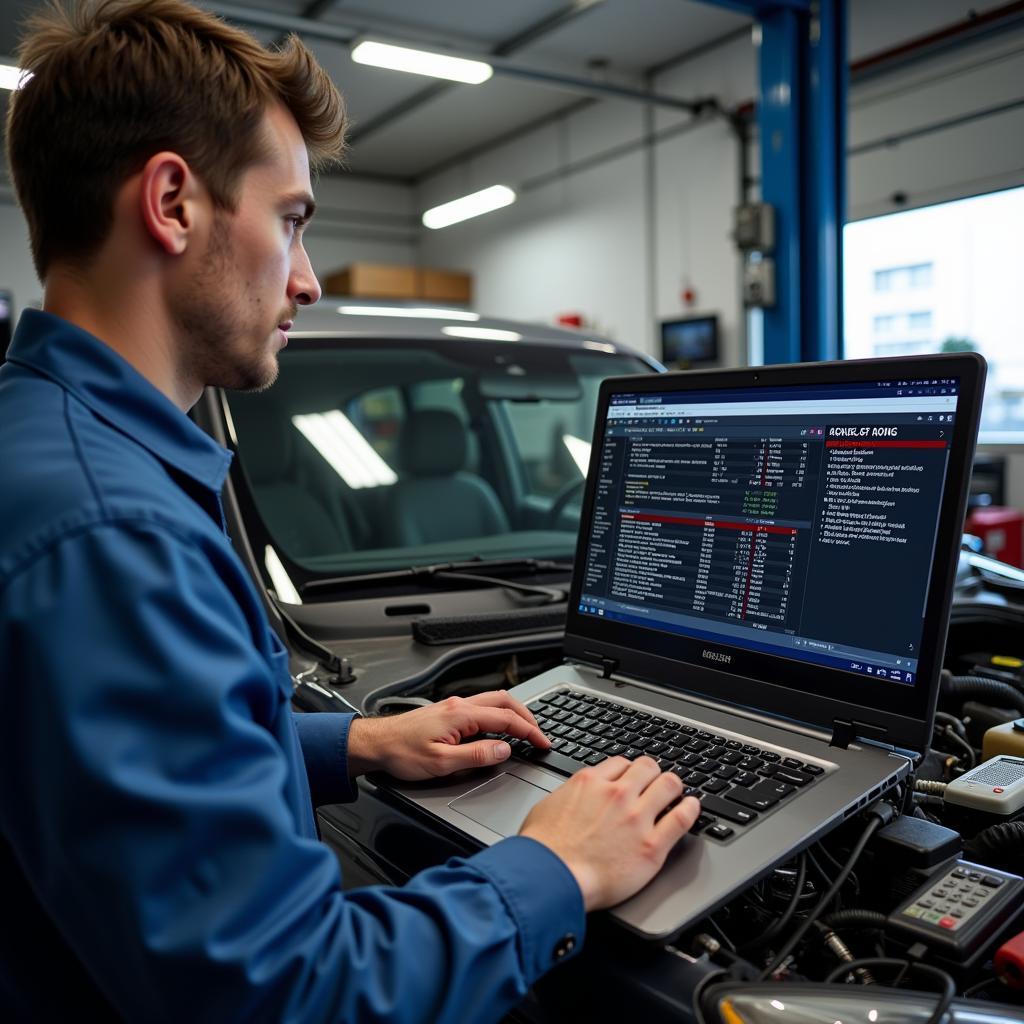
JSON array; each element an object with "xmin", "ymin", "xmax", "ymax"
[{"xmin": 138, "ymin": 152, "xmax": 205, "ymax": 256}]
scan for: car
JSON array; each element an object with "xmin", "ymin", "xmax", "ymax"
[{"xmin": 191, "ymin": 299, "xmax": 662, "ymax": 717}]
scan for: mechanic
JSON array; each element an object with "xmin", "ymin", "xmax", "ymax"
[{"xmin": 0, "ymin": 2, "xmax": 701, "ymax": 1021}]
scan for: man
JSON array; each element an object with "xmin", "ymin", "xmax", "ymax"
[{"xmin": 0, "ymin": 2, "xmax": 700, "ymax": 1021}]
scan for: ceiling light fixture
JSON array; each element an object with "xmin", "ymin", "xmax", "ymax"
[
  {"xmin": 422, "ymin": 185, "xmax": 517, "ymax": 229},
  {"xmin": 351, "ymin": 40, "xmax": 492, "ymax": 84},
  {"xmin": 0, "ymin": 63, "xmax": 30, "ymax": 91},
  {"xmin": 336, "ymin": 305, "xmax": 479, "ymax": 321},
  {"xmin": 441, "ymin": 326, "xmax": 521, "ymax": 342}
]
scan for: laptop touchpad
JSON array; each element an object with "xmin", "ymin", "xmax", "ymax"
[{"xmin": 449, "ymin": 774, "xmax": 549, "ymax": 836}]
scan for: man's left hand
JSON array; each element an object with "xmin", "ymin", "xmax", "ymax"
[{"xmin": 346, "ymin": 691, "xmax": 550, "ymax": 781}]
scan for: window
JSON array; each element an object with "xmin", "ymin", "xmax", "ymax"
[
  {"xmin": 844, "ymin": 186, "xmax": 1023, "ymax": 439},
  {"xmin": 873, "ymin": 263, "xmax": 934, "ymax": 292}
]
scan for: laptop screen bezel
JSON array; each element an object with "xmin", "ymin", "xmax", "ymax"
[{"xmin": 563, "ymin": 353, "xmax": 986, "ymax": 753}]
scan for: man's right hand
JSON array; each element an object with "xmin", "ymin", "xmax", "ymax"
[{"xmin": 519, "ymin": 756, "xmax": 701, "ymax": 911}]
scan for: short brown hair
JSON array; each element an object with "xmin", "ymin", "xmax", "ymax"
[{"xmin": 6, "ymin": 0, "xmax": 346, "ymax": 279}]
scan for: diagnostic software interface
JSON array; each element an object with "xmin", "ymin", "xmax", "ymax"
[{"xmin": 578, "ymin": 377, "xmax": 961, "ymax": 685}]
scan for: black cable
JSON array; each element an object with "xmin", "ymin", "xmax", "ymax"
[
  {"xmin": 815, "ymin": 840, "xmax": 847, "ymax": 875},
  {"xmin": 706, "ymin": 915, "xmax": 736, "ymax": 953},
  {"xmin": 806, "ymin": 847, "xmax": 836, "ymax": 890},
  {"xmin": 760, "ymin": 814, "xmax": 885, "ymax": 980},
  {"xmin": 738, "ymin": 855, "xmax": 807, "ymax": 954},
  {"xmin": 814, "ymin": 837, "xmax": 863, "ymax": 895},
  {"xmin": 933, "ymin": 711, "xmax": 968, "ymax": 738},
  {"xmin": 937, "ymin": 725, "xmax": 976, "ymax": 769},
  {"xmin": 824, "ymin": 957, "xmax": 955, "ymax": 1024}
]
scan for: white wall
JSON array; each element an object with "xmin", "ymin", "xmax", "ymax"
[{"xmin": 417, "ymin": 36, "xmax": 755, "ymax": 364}]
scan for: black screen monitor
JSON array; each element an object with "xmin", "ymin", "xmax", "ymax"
[{"xmin": 660, "ymin": 315, "xmax": 718, "ymax": 368}]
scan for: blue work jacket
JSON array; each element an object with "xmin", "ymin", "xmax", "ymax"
[{"xmin": 0, "ymin": 310, "xmax": 584, "ymax": 1022}]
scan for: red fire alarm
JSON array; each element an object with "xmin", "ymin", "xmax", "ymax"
[{"xmin": 681, "ymin": 283, "xmax": 697, "ymax": 307}]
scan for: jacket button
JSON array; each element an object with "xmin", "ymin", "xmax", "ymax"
[{"xmin": 552, "ymin": 934, "xmax": 577, "ymax": 961}]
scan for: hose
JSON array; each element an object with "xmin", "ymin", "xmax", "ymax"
[
  {"xmin": 914, "ymin": 779, "xmax": 948, "ymax": 796},
  {"xmin": 941, "ymin": 672, "xmax": 1024, "ymax": 714},
  {"xmin": 964, "ymin": 821, "xmax": 1024, "ymax": 869},
  {"xmin": 822, "ymin": 909, "xmax": 888, "ymax": 931}
]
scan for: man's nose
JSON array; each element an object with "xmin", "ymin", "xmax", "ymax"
[{"xmin": 289, "ymin": 246, "xmax": 322, "ymax": 306}]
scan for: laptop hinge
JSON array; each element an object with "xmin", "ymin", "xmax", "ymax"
[
  {"xmin": 577, "ymin": 650, "xmax": 620, "ymax": 679},
  {"xmin": 830, "ymin": 718, "xmax": 888, "ymax": 750}
]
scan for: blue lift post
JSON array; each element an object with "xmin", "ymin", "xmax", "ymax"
[{"xmin": 704, "ymin": 0, "xmax": 847, "ymax": 364}]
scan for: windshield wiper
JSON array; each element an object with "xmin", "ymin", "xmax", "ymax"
[{"xmin": 300, "ymin": 558, "xmax": 573, "ymax": 602}]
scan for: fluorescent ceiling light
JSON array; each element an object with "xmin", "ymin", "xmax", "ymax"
[
  {"xmin": 442, "ymin": 326, "xmax": 521, "ymax": 342},
  {"xmin": 422, "ymin": 185, "xmax": 516, "ymax": 230},
  {"xmin": 264, "ymin": 545, "xmax": 301, "ymax": 604},
  {"xmin": 352, "ymin": 40, "xmax": 492, "ymax": 84},
  {"xmin": 0, "ymin": 64, "xmax": 30, "ymax": 91},
  {"xmin": 581, "ymin": 340, "xmax": 616, "ymax": 353},
  {"xmin": 292, "ymin": 411, "xmax": 398, "ymax": 490},
  {"xmin": 562, "ymin": 434, "xmax": 592, "ymax": 477},
  {"xmin": 336, "ymin": 304, "xmax": 479, "ymax": 321}
]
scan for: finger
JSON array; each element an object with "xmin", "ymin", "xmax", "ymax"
[
  {"xmin": 618, "ymin": 755, "xmax": 663, "ymax": 796},
  {"xmin": 435, "ymin": 737, "xmax": 513, "ymax": 773},
  {"xmin": 637, "ymin": 768, "xmax": 685, "ymax": 818},
  {"xmin": 651, "ymin": 795, "xmax": 702, "ymax": 850},
  {"xmin": 465, "ymin": 706, "xmax": 550, "ymax": 748},
  {"xmin": 464, "ymin": 690, "xmax": 540, "ymax": 731},
  {"xmin": 588, "ymin": 755, "xmax": 632, "ymax": 781}
]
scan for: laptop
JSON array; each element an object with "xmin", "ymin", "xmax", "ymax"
[{"xmin": 383, "ymin": 353, "xmax": 986, "ymax": 941}]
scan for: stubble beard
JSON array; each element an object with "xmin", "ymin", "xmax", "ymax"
[{"xmin": 174, "ymin": 214, "xmax": 281, "ymax": 394}]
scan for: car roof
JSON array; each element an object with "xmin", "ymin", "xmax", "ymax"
[{"xmin": 291, "ymin": 297, "xmax": 662, "ymax": 368}]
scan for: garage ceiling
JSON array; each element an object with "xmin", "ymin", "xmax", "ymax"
[
  {"xmin": 0, "ymin": 0, "xmax": 754, "ymax": 182},
  {"xmin": 1, "ymin": 2, "xmax": 1002, "ymax": 184}
]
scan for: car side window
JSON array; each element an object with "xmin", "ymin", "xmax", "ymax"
[{"xmin": 502, "ymin": 398, "xmax": 590, "ymax": 499}]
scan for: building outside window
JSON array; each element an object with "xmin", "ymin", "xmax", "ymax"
[{"xmin": 844, "ymin": 186, "xmax": 1024, "ymax": 439}]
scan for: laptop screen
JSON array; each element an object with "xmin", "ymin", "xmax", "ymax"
[{"xmin": 576, "ymin": 374, "xmax": 962, "ymax": 689}]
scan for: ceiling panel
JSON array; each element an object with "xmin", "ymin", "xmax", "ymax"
[
  {"xmin": 522, "ymin": 0, "xmax": 751, "ymax": 73},
  {"xmin": 321, "ymin": 0, "xmax": 569, "ymax": 51},
  {"xmin": 343, "ymin": 74, "xmax": 582, "ymax": 179}
]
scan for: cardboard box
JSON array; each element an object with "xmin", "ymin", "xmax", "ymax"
[
  {"xmin": 418, "ymin": 268, "xmax": 472, "ymax": 304},
  {"xmin": 323, "ymin": 262, "xmax": 472, "ymax": 305},
  {"xmin": 322, "ymin": 263, "xmax": 418, "ymax": 299}
]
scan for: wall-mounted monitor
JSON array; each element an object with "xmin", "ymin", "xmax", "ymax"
[{"xmin": 659, "ymin": 314, "xmax": 719, "ymax": 368}]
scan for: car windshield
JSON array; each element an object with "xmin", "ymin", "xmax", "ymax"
[{"xmin": 225, "ymin": 338, "xmax": 651, "ymax": 586}]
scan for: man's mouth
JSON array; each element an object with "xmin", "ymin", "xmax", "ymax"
[{"xmin": 278, "ymin": 320, "xmax": 294, "ymax": 333}]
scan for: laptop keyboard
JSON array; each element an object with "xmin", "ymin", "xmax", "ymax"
[{"xmin": 509, "ymin": 688, "xmax": 825, "ymax": 842}]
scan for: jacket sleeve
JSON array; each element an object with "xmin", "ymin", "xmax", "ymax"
[
  {"xmin": 0, "ymin": 519, "xmax": 585, "ymax": 1024},
  {"xmin": 291, "ymin": 710, "xmax": 360, "ymax": 807}
]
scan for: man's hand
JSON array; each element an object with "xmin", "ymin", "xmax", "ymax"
[
  {"xmin": 519, "ymin": 756, "xmax": 701, "ymax": 911},
  {"xmin": 347, "ymin": 691, "xmax": 550, "ymax": 781}
]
